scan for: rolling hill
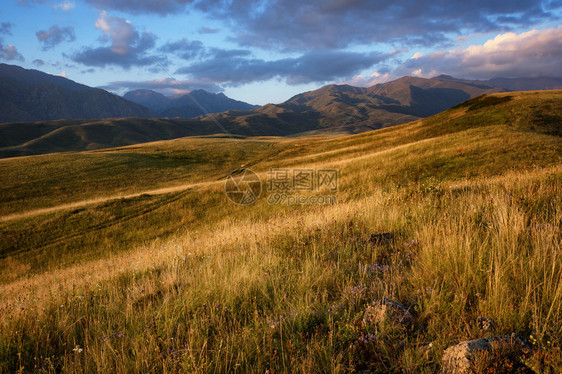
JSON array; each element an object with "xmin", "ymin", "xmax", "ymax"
[
  {"xmin": 0, "ymin": 90, "xmax": 560, "ymax": 372},
  {"xmin": 0, "ymin": 114, "xmax": 321, "ymax": 158}
]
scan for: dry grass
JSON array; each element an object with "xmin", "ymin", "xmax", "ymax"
[{"xmin": 0, "ymin": 91, "xmax": 561, "ymax": 372}]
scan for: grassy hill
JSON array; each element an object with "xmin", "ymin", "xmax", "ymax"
[
  {"xmin": 0, "ymin": 91, "xmax": 560, "ymax": 372},
  {"xmin": 0, "ymin": 116, "xmax": 319, "ymax": 158}
]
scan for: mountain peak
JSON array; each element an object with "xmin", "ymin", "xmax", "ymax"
[
  {"xmin": 0, "ymin": 63, "xmax": 91, "ymax": 91},
  {"xmin": 124, "ymin": 87, "xmax": 257, "ymax": 117},
  {"xmin": 433, "ymin": 74, "xmax": 457, "ymax": 80},
  {"xmin": 0, "ymin": 63, "xmax": 155, "ymax": 122}
]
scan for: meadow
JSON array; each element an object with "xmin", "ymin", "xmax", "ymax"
[{"xmin": 0, "ymin": 91, "xmax": 561, "ymax": 372}]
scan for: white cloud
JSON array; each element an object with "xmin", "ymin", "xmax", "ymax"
[
  {"xmin": 406, "ymin": 25, "xmax": 562, "ymax": 79},
  {"xmin": 0, "ymin": 43, "xmax": 24, "ymax": 61},
  {"xmin": 340, "ymin": 71, "xmax": 392, "ymax": 87},
  {"xmin": 94, "ymin": 11, "xmax": 136, "ymax": 55},
  {"xmin": 53, "ymin": 1, "xmax": 75, "ymax": 11}
]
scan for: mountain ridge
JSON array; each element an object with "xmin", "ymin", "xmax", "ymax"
[
  {"xmin": 0, "ymin": 63, "xmax": 157, "ymax": 122},
  {"xmin": 123, "ymin": 89, "xmax": 259, "ymax": 118}
]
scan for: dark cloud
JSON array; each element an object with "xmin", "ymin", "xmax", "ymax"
[
  {"xmin": 32, "ymin": 58, "xmax": 45, "ymax": 66},
  {"xmin": 214, "ymin": 0, "xmax": 559, "ymax": 51},
  {"xmin": 82, "ymin": 0, "xmax": 560, "ymax": 51},
  {"xmin": 176, "ymin": 49, "xmax": 393, "ymax": 85},
  {"xmin": 404, "ymin": 26, "xmax": 562, "ymax": 79},
  {"xmin": 198, "ymin": 26, "xmax": 219, "ymax": 34},
  {"xmin": 85, "ymin": 0, "xmax": 193, "ymax": 15},
  {"xmin": 0, "ymin": 42, "xmax": 24, "ymax": 61},
  {"xmin": 36, "ymin": 25, "xmax": 76, "ymax": 50},
  {"xmin": 0, "ymin": 22, "xmax": 24, "ymax": 61},
  {"xmin": 72, "ymin": 11, "xmax": 158, "ymax": 68},
  {"xmin": 17, "ymin": 0, "xmax": 46, "ymax": 5},
  {"xmin": 158, "ymin": 38, "xmax": 204, "ymax": 60},
  {"xmin": 0, "ymin": 22, "xmax": 13, "ymax": 35},
  {"xmin": 101, "ymin": 77, "xmax": 222, "ymax": 95}
]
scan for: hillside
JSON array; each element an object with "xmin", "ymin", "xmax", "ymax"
[
  {"xmin": 0, "ymin": 64, "xmax": 156, "ymax": 122},
  {"xmin": 124, "ymin": 89, "xmax": 258, "ymax": 118},
  {"xmin": 0, "ymin": 114, "xmax": 320, "ymax": 158},
  {"xmin": 0, "ymin": 90, "xmax": 561, "ymax": 372}
]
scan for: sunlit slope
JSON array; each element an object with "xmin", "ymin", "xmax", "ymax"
[
  {"xmin": 0, "ymin": 91, "xmax": 561, "ymax": 373},
  {"xmin": 0, "ymin": 90, "xmax": 560, "ymax": 281}
]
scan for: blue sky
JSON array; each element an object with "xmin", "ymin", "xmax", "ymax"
[{"xmin": 0, "ymin": 0, "xmax": 561, "ymax": 105}]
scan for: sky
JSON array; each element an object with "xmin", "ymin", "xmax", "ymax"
[{"xmin": 0, "ymin": 0, "xmax": 561, "ymax": 105}]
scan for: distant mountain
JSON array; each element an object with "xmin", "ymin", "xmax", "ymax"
[
  {"xmin": 123, "ymin": 89, "xmax": 258, "ymax": 118},
  {"xmin": 487, "ymin": 77, "xmax": 562, "ymax": 91},
  {"xmin": 0, "ymin": 64, "xmax": 156, "ymax": 123},
  {"xmin": 122, "ymin": 90, "xmax": 171, "ymax": 113},
  {"xmin": 200, "ymin": 75, "xmax": 506, "ymax": 133}
]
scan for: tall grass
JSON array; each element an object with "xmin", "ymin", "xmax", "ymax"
[
  {"xmin": 1, "ymin": 166, "xmax": 560, "ymax": 373},
  {"xmin": 0, "ymin": 91, "xmax": 561, "ymax": 372}
]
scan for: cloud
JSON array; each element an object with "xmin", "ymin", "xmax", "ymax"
[
  {"xmin": 198, "ymin": 26, "xmax": 219, "ymax": 34},
  {"xmin": 0, "ymin": 22, "xmax": 13, "ymax": 35},
  {"xmin": 33, "ymin": 58, "xmax": 45, "ymax": 66},
  {"xmin": 0, "ymin": 22, "xmax": 24, "ymax": 61},
  {"xmin": 85, "ymin": 0, "xmax": 192, "ymax": 15},
  {"xmin": 72, "ymin": 11, "xmax": 158, "ymax": 68},
  {"xmin": 101, "ymin": 77, "xmax": 222, "ymax": 95},
  {"xmin": 175, "ymin": 49, "xmax": 394, "ymax": 86},
  {"xmin": 341, "ymin": 71, "xmax": 393, "ymax": 87},
  {"xmin": 36, "ymin": 25, "xmax": 76, "ymax": 50},
  {"xmin": 158, "ymin": 38, "xmax": 204, "ymax": 60},
  {"xmin": 53, "ymin": 1, "xmax": 75, "ymax": 11},
  {"xmin": 404, "ymin": 25, "xmax": 562, "ymax": 79},
  {"xmin": 0, "ymin": 42, "xmax": 24, "ymax": 61},
  {"xmin": 84, "ymin": 0, "xmax": 560, "ymax": 52},
  {"xmin": 17, "ymin": 0, "xmax": 47, "ymax": 5}
]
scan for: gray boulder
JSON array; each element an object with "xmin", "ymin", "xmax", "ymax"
[
  {"xmin": 442, "ymin": 334, "xmax": 531, "ymax": 373},
  {"xmin": 362, "ymin": 298, "xmax": 415, "ymax": 327}
]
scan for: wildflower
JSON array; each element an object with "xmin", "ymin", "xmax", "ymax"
[{"xmin": 73, "ymin": 345, "xmax": 83, "ymax": 353}]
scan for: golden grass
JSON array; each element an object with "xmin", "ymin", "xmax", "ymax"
[{"xmin": 0, "ymin": 91, "xmax": 561, "ymax": 372}]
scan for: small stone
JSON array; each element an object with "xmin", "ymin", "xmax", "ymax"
[
  {"xmin": 362, "ymin": 298, "xmax": 415, "ymax": 327},
  {"xmin": 442, "ymin": 334, "xmax": 531, "ymax": 374}
]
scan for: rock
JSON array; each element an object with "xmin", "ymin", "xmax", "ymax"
[
  {"xmin": 362, "ymin": 298, "xmax": 415, "ymax": 327},
  {"xmin": 477, "ymin": 316, "xmax": 497, "ymax": 331},
  {"xmin": 442, "ymin": 334, "xmax": 532, "ymax": 373}
]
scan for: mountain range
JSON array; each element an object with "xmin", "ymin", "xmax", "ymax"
[
  {"xmin": 123, "ymin": 89, "xmax": 258, "ymax": 118},
  {"xmin": 0, "ymin": 62, "xmax": 561, "ymax": 157},
  {"xmin": 208, "ymin": 75, "xmax": 506, "ymax": 134}
]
